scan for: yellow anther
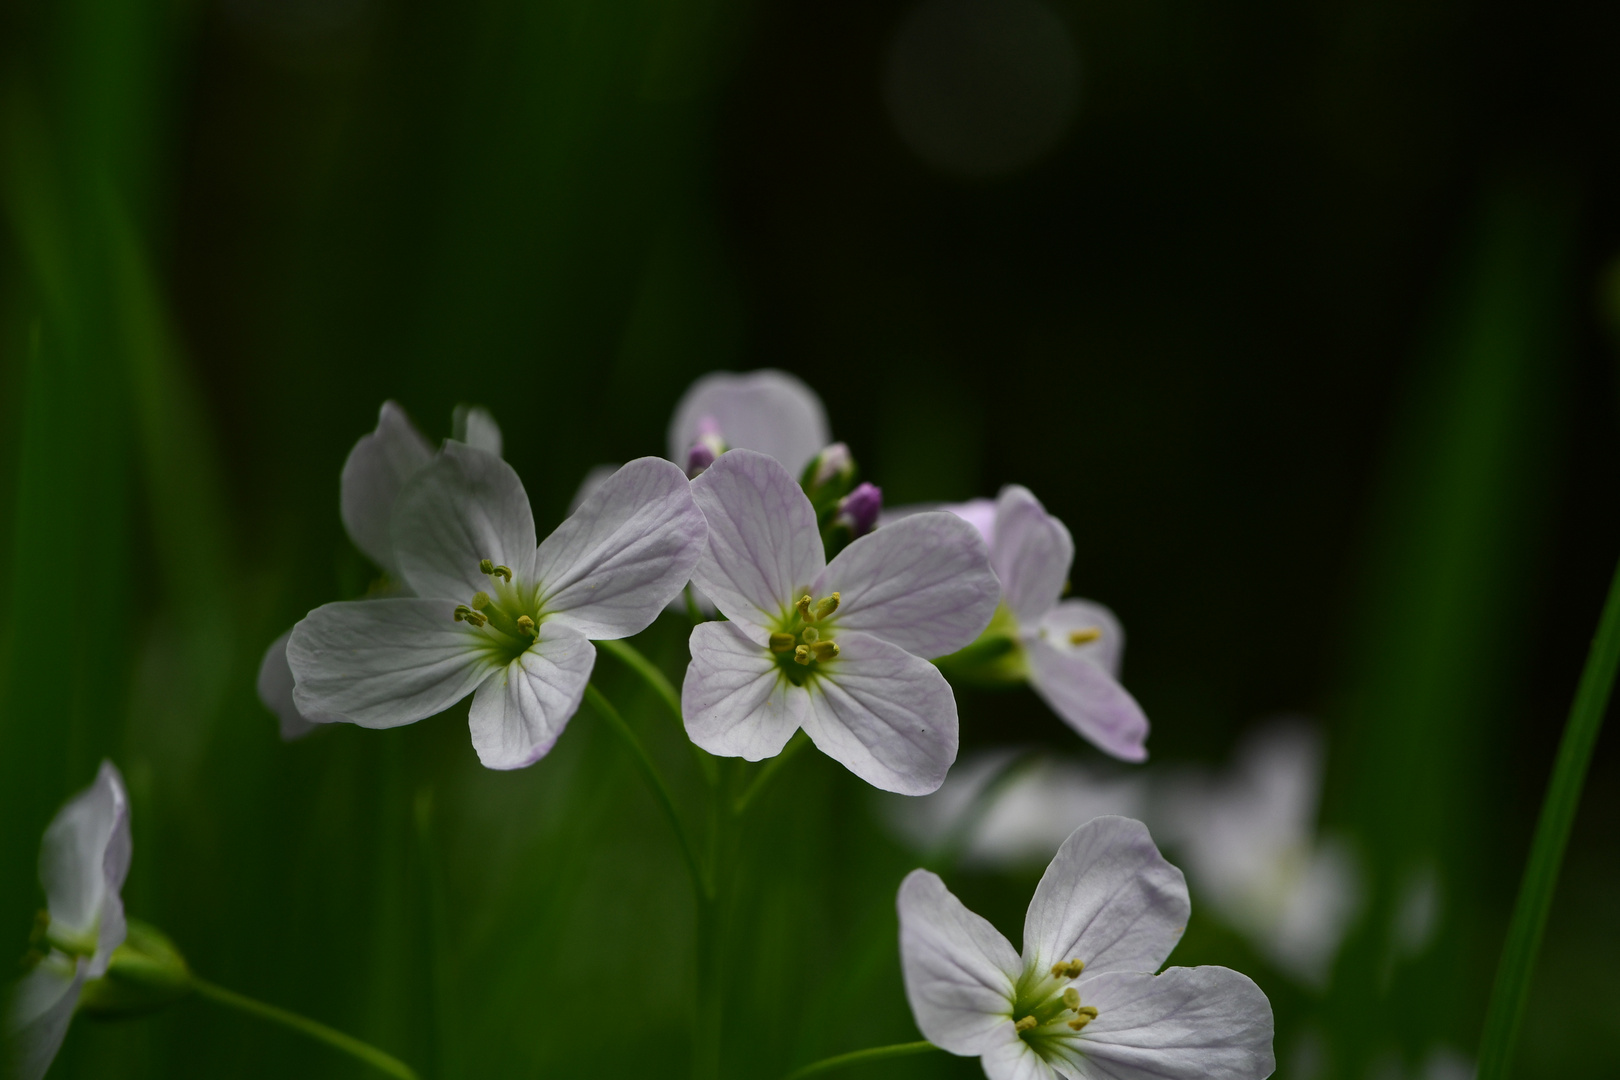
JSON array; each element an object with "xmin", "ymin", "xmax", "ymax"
[
  {"xmin": 770, "ymin": 632, "xmax": 797, "ymax": 653},
  {"xmin": 471, "ymin": 591, "xmax": 492, "ymax": 610},
  {"xmin": 801, "ymin": 626, "xmax": 820, "ymax": 643},
  {"xmin": 453, "ymin": 605, "xmax": 488, "ymax": 627},
  {"xmin": 1062, "ymin": 987, "xmax": 1081, "ymax": 1011},
  {"xmin": 795, "ymin": 594, "xmax": 814, "ymax": 621},
  {"xmin": 1014, "ymin": 1016, "xmax": 1038, "ymax": 1033},
  {"xmin": 794, "ymin": 644, "xmax": 812, "ymax": 666},
  {"xmin": 1067, "ymin": 1006, "xmax": 1099, "ymax": 1031},
  {"xmin": 1049, "ymin": 958, "xmax": 1085, "ymax": 979},
  {"xmin": 1067, "ymin": 628, "xmax": 1102, "ymax": 646},
  {"xmin": 480, "ymin": 559, "xmax": 513, "ymax": 582},
  {"xmin": 516, "ymin": 615, "xmax": 537, "ymax": 638},
  {"xmin": 811, "ymin": 640, "xmax": 839, "ymax": 661},
  {"xmin": 813, "ymin": 592, "xmax": 841, "ymax": 620}
]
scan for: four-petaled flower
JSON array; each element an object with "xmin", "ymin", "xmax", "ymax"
[
  {"xmin": 287, "ymin": 443, "xmax": 706, "ymax": 769},
  {"xmin": 667, "ymin": 369, "xmax": 829, "ymax": 478},
  {"xmin": 899, "ymin": 816, "xmax": 1275, "ymax": 1080},
  {"xmin": 4, "ymin": 762, "xmax": 131, "ymax": 1080},
  {"xmin": 946, "ymin": 486, "xmax": 1150, "ymax": 762},
  {"xmin": 257, "ymin": 401, "xmax": 504, "ymax": 740},
  {"xmin": 680, "ymin": 450, "xmax": 1000, "ymax": 794}
]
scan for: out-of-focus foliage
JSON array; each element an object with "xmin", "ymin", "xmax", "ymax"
[{"xmin": 2, "ymin": 0, "xmax": 1618, "ymax": 1076}]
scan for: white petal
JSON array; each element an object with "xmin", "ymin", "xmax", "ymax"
[
  {"xmin": 1022, "ymin": 818, "xmax": 1189, "ymax": 978},
  {"xmin": 667, "ymin": 369, "xmax": 830, "ymax": 477},
  {"xmin": 391, "ymin": 442, "xmax": 537, "ymax": 601},
  {"xmin": 3, "ymin": 958, "xmax": 83, "ymax": 1080},
  {"xmin": 689, "ymin": 449, "xmax": 824, "ymax": 638},
  {"xmin": 1025, "ymin": 643, "xmax": 1149, "ymax": 763},
  {"xmin": 800, "ymin": 632, "xmax": 958, "ymax": 795},
  {"xmin": 681, "ymin": 621, "xmax": 806, "ymax": 760},
  {"xmin": 992, "ymin": 486, "xmax": 1072, "ymax": 625},
  {"xmin": 1035, "ymin": 600, "xmax": 1124, "ymax": 678},
  {"xmin": 466, "ymin": 624, "xmax": 596, "ymax": 769},
  {"xmin": 896, "ymin": 870, "xmax": 1022, "ymax": 1055},
  {"xmin": 534, "ymin": 457, "xmax": 707, "ymax": 640},
  {"xmin": 256, "ymin": 629, "xmax": 338, "ymax": 740},
  {"xmin": 340, "ymin": 401, "xmax": 433, "ymax": 575},
  {"xmin": 453, "ymin": 404, "xmax": 503, "ymax": 457},
  {"xmin": 984, "ymin": 1037, "xmax": 1063, "ymax": 1080},
  {"xmin": 945, "ymin": 498, "xmax": 999, "ymax": 546},
  {"xmin": 1066, "ymin": 968, "xmax": 1275, "ymax": 1080},
  {"xmin": 288, "ymin": 598, "xmax": 498, "ymax": 728},
  {"xmin": 40, "ymin": 762, "xmax": 130, "ymax": 973},
  {"xmin": 817, "ymin": 512, "xmax": 999, "ymax": 658}
]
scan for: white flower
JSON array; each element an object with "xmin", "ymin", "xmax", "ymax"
[
  {"xmin": 667, "ymin": 369, "xmax": 829, "ymax": 478},
  {"xmin": 1155, "ymin": 723, "xmax": 1360, "ymax": 987},
  {"xmin": 680, "ymin": 449, "xmax": 999, "ymax": 794},
  {"xmin": 899, "ymin": 816, "xmax": 1275, "ymax": 1080},
  {"xmin": 286, "ymin": 444, "xmax": 707, "ymax": 769},
  {"xmin": 4, "ymin": 763, "xmax": 131, "ymax": 1080},
  {"xmin": 945, "ymin": 487, "xmax": 1149, "ymax": 762},
  {"xmin": 257, "ymin": 401, "xmax": 504, "ymax": 740}
]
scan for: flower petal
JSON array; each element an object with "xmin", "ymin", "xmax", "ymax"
[
  {"xmin": 944, "ymin": 498, "xmax": 998, "ymax": 546},
  {"xmin": 256, "ymin": 629, "xmax": 339, "ymax": 740},
  {"xmin": 681, "ymin": 621, "xmax": 806, "ymax": 760},
  {"xmin": 340, "ymin": 401, "xmax": 434, "ymax": 576},
  {"xmin": 466, "ymin": 624, "xmax": 596, "ymax": 769},
  {"xmin": 1035, "ymin": 600, "xmax": 1124, "ymax": 678},
  {"xmin": 3, "ymin": 957, "xmax": 84, "ymax": 1080},
  {"xmin": 534, "ymin": 457, "xmax": 707, "ymax": 639},
  {"xmin": 1065, "ymin": 968, "xmax": 1276, "ymax": 1080},
  {"xmin": 1025, "ymin": 642, "xmax": 1148, "ymax": 763},
  {"xmin": 897, "ymin": 869, "xmax": 1022, "ymax": 1055},
  {"xmin": 1022, "ymin": 817, "xmax": 1189, "ymax": 978},
  {"xmin": 992, "ymin": 486, "xmax": 1073, "ymax": 625},
  {"xmin": 567, "ymin": 463, "xmax": 622, "ymax": 514},
  {"xmin": 818, "ymin": 511, "xmax": 999, "ymax": 658},
  {"xmin": 983, "ymin": 1037, "xmax": 1063, "ymax": 1080},
  {"xmin": 689, "ymin": 449, "xmax": 824, "ymax": 639},
  {"xmin": 667, "ymin": 369, "xmax": 830, "ymax": 477},
  {"xmin": 288, "ymin": 598, "xmax": 498, "ymax": 728},
  {"xmin": 391, "ymin": 441, "xmax": 537, "ymax": 601},
  {"xmin": 800, "ymin": 631, "xmax": 958, "ymax": 795},
  {"xmin": 40, "ymin": 762, "xmax": 130, "ymax": 974},
  {"xmin": 453, "ymin": 404, "xmax": 503, "ymax": 457}
]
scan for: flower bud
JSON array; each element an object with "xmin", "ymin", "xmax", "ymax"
[
  {"xmin": 834, "ymin": 482, "xmax": 883, "ymax": 539},
  {"xmin": 807, "ymin": 442, "xmax": 854, "ymax": 490},
  {"xmin": 684, "ymin": 418, "xmax": 728, "ymax": 478},
  {"xmin": 77, "ymin": 920, "xmax": 193, "ymax": 1019}
]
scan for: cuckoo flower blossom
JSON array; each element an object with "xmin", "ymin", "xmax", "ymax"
[
  {"xmin": 899, "ymin": 817, "xmax": 1275, "ymax": 1080},
  {"xmin": 667, "ymin": 369, "xmax": 829, "ymax": 478},
  {"xmin": 681, "ymin": 450, "xmax": 999, "ymax": 794},
  {"xmin": 946, "ymin": 487, "xmax": 1149, "ymax": 762},
  {"xmin": 5, "ymin": 763, "xmax": 131, "ymax": 1080},
  {"xmin": 288, "ymin": 445, "xmax": 706, "ymax": 769},
  {"xmin": 258, "ymin": 401, "xmax": 504, "ymax": 740}
]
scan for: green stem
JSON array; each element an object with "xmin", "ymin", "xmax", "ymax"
[
  {"xmin": 586, "ymin": 683, "xmax": 712, "ymax": 898},
  {"xmin": 413, "ymin": 787, "xmax": 460, "ymax": 1080},
  {"xmin": 191, "ymin": 976, "xmax": 419, "ymax": 1080},
  {"xmin": 781, "ymin": 1041, "xmax": 940, "ymax": 1079},
  {"xmin": 597, "ymin": 637, "xmax": 718, "ymax": 785},
  {"xmin": 732, "ymin": 729, "xmax": 810, "ymax": 815},
  {"xmin": 1476, "ymin": 552, "xmax": 1620, "ymax": 1080}
]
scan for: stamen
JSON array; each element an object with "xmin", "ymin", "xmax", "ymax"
[
  {"xmin": 801, "ymin": 626, "xmax": 819, "ymax": 643},
  {"xmin": 1014, "ymin": 1016, "xmax": 1038, "ymax": 1033},
  {"xmin": 516, "ymin": 615, "xmax": 537, "ymax": 638},
  {"xmin": 812, "ymin": 592, "xmax": 841, "ymax": 620},
  {"xmin": 794, "ymin": 644, "xmax": 812, "ymax": 666},
  {"xmin": 811, "ymin": 640, "xmax": 839, "ymax": 660},
  {"xmin": 479, "ymin": 559, "xmax": 513, "ymax": 582},
  {"xmin": 1067, "ymin": 1006, "xmax": 1098, "ymax": 1031},
  {"xmin": 1049, "ymin": 958, "xmax": 1085, "ymax": 979},
  {"xmin": 770, "ymin": 632, "xmax": 797, "ymax": 653},
  {"xmin": 453, "ymin": 605, "xmax": 488, "ymax": 627},
  {"xmin": 1067, "ymin": 628, "xmax": 1102, "ymax": 646},
  {"xmin": 1062, "ymin": 988, "xmax": 1080, "ymax": 1011},
  {"xmin": 795, "ymin": 594, "xmax": 814, "ymax": 621}
]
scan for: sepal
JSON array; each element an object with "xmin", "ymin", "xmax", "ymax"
[{"xmin": 77, "ymin": 920, "xmax": 192, "ymax": 1019}]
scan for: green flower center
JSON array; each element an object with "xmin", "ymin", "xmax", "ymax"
[
  {"xmin": 452, "ymin": 558, "xmax": 544, "ymax": 663},
  {"xmin": 770, "ymin": 591, "xmax": 842, "ymax": 686},
  {"xmin": 1010, "ymin": 958, "xmax": 1100, "ymax": 1046}
]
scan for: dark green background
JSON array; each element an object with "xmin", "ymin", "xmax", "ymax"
[{"xmin": 2, "ymin": 0, "xmax": 1616, "ymax": 1075}]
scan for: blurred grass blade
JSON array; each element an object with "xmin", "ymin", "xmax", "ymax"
[
  {"xmin": 192, "ymin": 976, "xmax": 422, "ymax": 1080},
  {"xmin": 1476, "ymin": 553, "xmax": 1620, "ymax": 1080},
  {"xmin": 781, "ymin": 1041, "xmax": 939, "ymax": 1079}
]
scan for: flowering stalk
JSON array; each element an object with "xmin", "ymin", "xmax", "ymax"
[
  {"xmin": 781, "ymin": 1040, "xmax": 940, "ymax": 1079},
  {"xmin": 191, "ymin": 977, "xmax": 419, "ymax": 1080},
  {"xmin": 1477, "ymin": 551, "xmax": 1620, "ymax": 1080}
]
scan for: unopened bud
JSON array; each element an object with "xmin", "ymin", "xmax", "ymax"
[
  {"xmin": 834, "ymin": 483, "xmax": 883, "ymax": 539},
  {"xmin": 684, "ymin": 419, "xmax": 727, "ymax": 478},
  {"xmin": 808, "ymin": 442, "xmax": 854, "ymax": 489}
]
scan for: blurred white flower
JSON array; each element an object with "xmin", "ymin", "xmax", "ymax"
[
  {"xmin": 1156, "ymin": 722, "xmax": 1360, "ymax": 987},
  {"xmin": 881, "ymin": 749, "xmax": 1148, "ymax": 869},
  {"xmin": 680, "ymin": 450, "xmax": 998, "ymax": 794},
  {"xmin": 257, "ymin": 401, "xmax": 503, "ymax": 740},
  {"xmin": 667, "ymin": 369, "xmax": 829, "ymax": 479},
  {"xmin": 4, "ymin": 763, "xmax": 131, "ymax": 1080},
  {"xmin": 288, "ymin": 446, "xmax": 706, "ymax": 769},
  {"xmin": 898, "ymin": 817, "xmax": 1275, "ymax": 1080}
]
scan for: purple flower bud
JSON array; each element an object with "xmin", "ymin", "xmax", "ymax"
[
  {"xmin": 684, "ymin": 417, "xmax": 727, "ymax": 478},
  {"xmin": 836, "ymin": 482, "xmax": 883, "ymax": 538}
]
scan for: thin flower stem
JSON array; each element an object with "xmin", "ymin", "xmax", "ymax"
[
  {"xmin": 586, "ymin": 683, "xmax": 712, "ymax": 899},
  {"xmin": 780, "ymin": 1041, "xmax": 940, "ymax": 1079},
  {"xmin": 1477, "ymin": 551, "xmax": 1620, "ymax": 1080},
  {"xmin": 596, "ymin": 637, "xmax": 718, "ymax": 785},
  {"xmin": 190, "ymin": 976, "xmax": 419, "ymax": 1080},
  {"xmin": 732, "ymin": 729, "xmax": 810, "ymax": 815}
]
